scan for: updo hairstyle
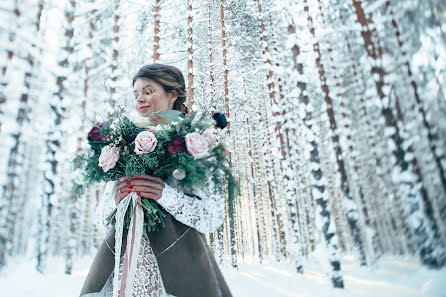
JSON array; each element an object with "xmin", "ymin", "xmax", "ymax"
[{"xmin": 132, "ymin": 64, "xmax": 189, "ymax": 114}]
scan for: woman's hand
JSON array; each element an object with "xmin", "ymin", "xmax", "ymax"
[{"xmin": 115, "ymin": 175, "xmax": 165, "ymax": 205}]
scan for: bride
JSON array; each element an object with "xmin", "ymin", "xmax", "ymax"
[{"xmin": 79, "ymin": 63, "xmax": 233, "ymax": 297}]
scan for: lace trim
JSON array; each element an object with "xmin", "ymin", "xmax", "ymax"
[
  {"xmin": 112, "ymin": 194, "xmax": 168, "ymax": 297},
  {"xmin": 157, "ymin": 178, "xmax": 225, "ymax": 233}
]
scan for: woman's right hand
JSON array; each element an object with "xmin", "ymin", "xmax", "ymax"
[{"xmin": 115, "ymin": 176, "xmax": 133, "ymax": 205}]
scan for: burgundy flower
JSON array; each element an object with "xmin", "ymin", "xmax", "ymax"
[
  {"xmin": 88, "ymin": 124, "xmax": 104, "ymax": 142},
  {"xmin": 167, "ymin": 137, "xmax": 186, "ymax": 155}
]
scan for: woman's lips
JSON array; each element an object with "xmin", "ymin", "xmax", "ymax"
[{"xmin": 139, "ymin": 106, "xmax": 150, "ymax": 112}]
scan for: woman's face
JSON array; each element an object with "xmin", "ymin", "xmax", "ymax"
[{"xmin": 133, "ymin": 77, "xmax": 177, "ymax": 121}]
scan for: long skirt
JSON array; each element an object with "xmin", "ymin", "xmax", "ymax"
[{"xmin": 80, "ymin": 213, "xmax": 233, "ymax": 297}]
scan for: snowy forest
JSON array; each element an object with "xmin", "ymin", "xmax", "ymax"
[{"xmin": 1, "ymin": 0, "xmax": 446, "ymax": 296}]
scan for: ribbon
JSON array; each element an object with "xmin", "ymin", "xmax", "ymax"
[
  {"xmin": 119, "ymin": 194, "xmax": 143, "ymax": 297},
  {"xmin": 112, "ymin": 191, "xmax": 168, "ymax": 297}
]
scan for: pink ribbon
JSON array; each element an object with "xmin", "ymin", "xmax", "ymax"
[{"xmin": 118, "ymin": 195, "xmax": 142, "ymax": 297}]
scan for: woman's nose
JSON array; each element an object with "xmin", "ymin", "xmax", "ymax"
[{"xmin": 136, "ymin": 94, "xmax": 145, "ymax": 102}]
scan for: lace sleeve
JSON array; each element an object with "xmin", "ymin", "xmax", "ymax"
[
  {"xmin": 156, "ymin": 177, "xmax": 225, "ymax": 233},
  {"xmin": 94, "ymin": 181, "xmax": 118, "ymax": 234}
]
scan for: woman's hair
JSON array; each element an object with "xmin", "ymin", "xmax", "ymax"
[{"xmin": 133, "ymin": 64, "xmax": 189, "ymax": 114}]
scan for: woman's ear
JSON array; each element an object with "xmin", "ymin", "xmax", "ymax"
[{"xmin": 169, "ymin": 90, "xmax": 178, "ymax": 106}]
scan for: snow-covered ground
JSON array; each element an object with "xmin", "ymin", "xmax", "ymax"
[{"xmin": 1, "ymin": 255, "xmax": 445, "ymax": 297}]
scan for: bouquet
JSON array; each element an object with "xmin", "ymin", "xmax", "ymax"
[{"xmin": 74, "ymin": 108, "xmax": 236, "ymax": 234}]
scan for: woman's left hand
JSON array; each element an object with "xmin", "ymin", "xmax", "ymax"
[{"xmin": 125, "ymin": 175, "xmax": 165, "ymax": 201}]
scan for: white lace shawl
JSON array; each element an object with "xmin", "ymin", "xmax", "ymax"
[{"xmin": 89, "ymin": 176, "xmax": 225, "ymax": 297}]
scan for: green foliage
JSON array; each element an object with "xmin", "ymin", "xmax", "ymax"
[
  {"xmin": 152, "ymin": 153, "xmax": 181, "ymax": 180},
  {"xmin": 87, "ymin": 139, "xmax": 109, "ymax": 153},
  {"xmin": 179, "ymin": 111, "xmax": 197, "ymax": 127},
  {"xmin": 177, "ymin": 153, "xmax": 208, "ymax": 188},
  {"xmin": 114, "ymin": 116, "xmax": 137, "ymax": 139},
  {"xmin": 125, "ymin": 155, "xmax": 150, "ymax": 176},
  {"xmin": 98, "ymin": 121, "xmax": 110, "ymax": 135},
  {"xmin": 159, "ymin": 110, "xmax": 185, "ymax": 123},
  {"xmin": 192, "ymin": 111, "xmax": 213, "ymax": 132}
]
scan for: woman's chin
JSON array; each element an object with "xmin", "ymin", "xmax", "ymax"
[{"xmin": 137, "ymin": 110, "xmax": 150, "ymax": 117}]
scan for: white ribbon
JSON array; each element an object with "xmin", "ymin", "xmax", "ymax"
[{"xmin": 112, "ymin": 192, "xmax": 168, "ymax": 297}]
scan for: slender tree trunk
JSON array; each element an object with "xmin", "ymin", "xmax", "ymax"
[
  {"xmin": 110, "ymin": 0, "xmax": 120, "ymax": 99},
  {"xmin": 0, "ymin": 4, "xmax": 21, "ymax": 134},
  {"xmin": 245, "ymin": 115, "xmax": 264, "ymax": 263},
  {"xmin": 219, "ymin": 0, "xmax": 237, "ymax": 269},
  {"xmin": 207, "ymin": 1, "xmax": 217, "ymax": 111},
  {"xmin": 153, "ymin": 0, "xmax": 161, "ymax": 61},
  {"xmin": 186, "ymin": 0, "xmax": 194, "ymax": 110},
  {"xmin": 289, "ymin": 17, "xmax": 344, "ymax": 287}
]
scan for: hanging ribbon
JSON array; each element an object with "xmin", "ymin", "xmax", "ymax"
[{"xmin": 112, "ymin": 192, "xmax": 168, "ymax": 297}]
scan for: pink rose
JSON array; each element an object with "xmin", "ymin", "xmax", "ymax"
[
  {"xmin": 98, "ymin": 145, "xmax": 119, "ymax": 172},
  {"xmin": 185, "ymin": 132, "xmax": 211, "ymax": 159},
  {"xmin": 134, "ymin": 131, "xmax": 158, "ymax": 155}
]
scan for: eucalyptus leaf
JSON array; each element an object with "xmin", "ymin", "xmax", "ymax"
[
  {"xmin": 159, "ymin": 110, "xmax": 184, "ymax": 123},
  {"xmin": 181, "ymin": 111, "xmax": 197, "ymax": 126},
  {"xmin": 88, "ymin": 140, "xmax": 108, "ymax": 152},
  {"xmin": 99, "ymin": 121, "xmax": 110, "ymax": 135}
]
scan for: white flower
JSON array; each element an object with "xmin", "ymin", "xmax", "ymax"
[
  {"xmin": 172, "ymin": 168, "xmax": 186, "ymax": 180},
  {"xmin": 128, "ymin": 111, "xmax": 152, "ymax": 128}
]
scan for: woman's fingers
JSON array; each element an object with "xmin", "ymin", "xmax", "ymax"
[
  {"xmin": 115, "ymin": 175, "xmax": 165, "ymax": 203},
  {"xmin": 115, "ymin": 176, "xmax": 131, "ymax": 205},
  {"xmin": 127, "ymin": 180, "xmax": 164, "ymax": 191},
  {"xmin": 116, "ymin": 182, "xmax": 130, "ymax": 195},
  {"xmin": 126, "ymin": 185, "xmax": 159, "ymax": 194},
  {"xmin": 138, "ymin": 191, "xmax": 161, "ymax": 200},
  {"xmin": 129, "ymin": 175, "xmax": 163, "ymax": 183}
]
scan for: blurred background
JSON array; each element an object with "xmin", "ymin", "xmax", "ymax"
[{"xmin": 0, "ymin": 0, "xmax": 445, "ymax": 296}]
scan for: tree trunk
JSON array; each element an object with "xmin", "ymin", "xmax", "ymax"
[
  {"xmin": 110, "ymin": 0, "xmax": 120, "ymax": 99},
  {"xmin": 289, "ymin": 17, "xmax": 344, "ymax": 287},
  {"xmin": 153, "ymin": 0, "xmax": 161, "ymax": 61},
  {"xmin": 186, "ymin": 0, "xmax": 194, "ymax": 110}
]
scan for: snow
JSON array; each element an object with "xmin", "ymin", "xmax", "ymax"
[{"xmin": 1, "ymin": 255, "xmax": 445, "ymax": 297}]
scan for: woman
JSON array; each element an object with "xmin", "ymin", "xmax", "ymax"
[{"xmin": 80, "ymin": 64, "xmax": 233, "ymax": 297}]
